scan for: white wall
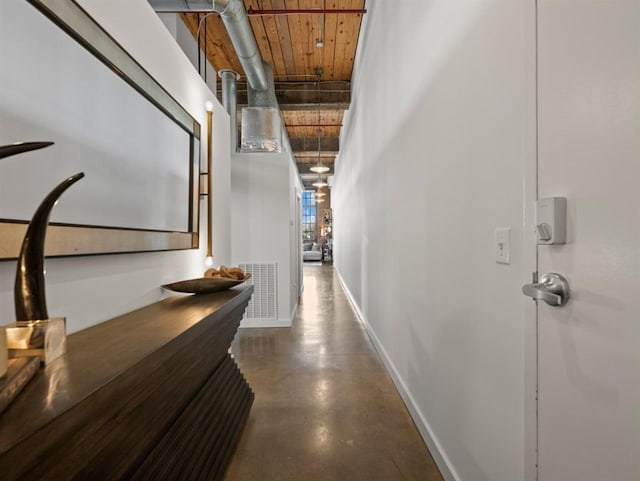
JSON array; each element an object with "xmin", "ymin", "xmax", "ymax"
[
  {"xmin": 289, "ymin": 165, "xmax": 304, "ymax": 314},
  {"xmin": 231, "ymin": 151, "xmax": 301, "ymax": 327},
  {"xmin": 333, "ymin": 2, "xmax": 532, "ymax": 481},
  {"xmin": 157, "ymin": 13, "xmax": 217, "ymax": 96},
  {"xmin": 0, "ymin": 0, "xmax": 231, "ymax": 333}
]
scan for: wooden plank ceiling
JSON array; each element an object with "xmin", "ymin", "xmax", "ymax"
[{"xmin": 181, "ymin": 0, "xmax": 366, "ymax": 187}]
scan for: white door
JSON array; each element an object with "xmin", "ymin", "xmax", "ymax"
[{"xmin": 535, "ymin": 1, "xmax": 640, "ymax": 480}]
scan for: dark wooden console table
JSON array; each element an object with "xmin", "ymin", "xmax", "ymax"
[{"xmin": 0, "ymin": 286, "xmax": 254, "ymax": 481}]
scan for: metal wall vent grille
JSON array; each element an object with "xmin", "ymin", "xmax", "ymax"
[{"xmin": 239, "ymin": 263, "xmax": 277, "ymax": 321}]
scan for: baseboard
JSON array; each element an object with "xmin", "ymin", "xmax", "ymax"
[{"xmin": 335, "ymin": 268, "xmax": 460, "ymax": 481}]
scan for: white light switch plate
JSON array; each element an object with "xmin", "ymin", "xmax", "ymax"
[{"xmin": 495, "ymin": 228, "xmax": 511, "ymax": 265}]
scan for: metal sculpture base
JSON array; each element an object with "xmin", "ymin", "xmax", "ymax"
[{"xmin": 5, "ymin": 318, "xmax": 66, "ymax": 365}]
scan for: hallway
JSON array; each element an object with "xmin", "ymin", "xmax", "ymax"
[{"xmin": 226, "ymin": 265, "xmax": 443, "ymax": 481}]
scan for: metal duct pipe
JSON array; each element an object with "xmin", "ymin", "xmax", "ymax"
[
  {"xmin": 149, "ymin": 0, "xmax": 215, "ymax": 10},
  {"xmin": 218, "ymin": 69, "xmax": 240, "ymax": 151},
  {"xmin": 248, "ymin": 62, "xmax": 278, "ymax": 107},
  {"xmin": 215, "ymin": 0, "xmax": 269, "ymax": 92},
  {"xmin": 148, "ymin": 0, "xmax": 269, "ymax": 93}
]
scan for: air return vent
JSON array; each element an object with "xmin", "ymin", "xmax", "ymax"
[{"xmin": 239, "ymin": 263, "xmax": 277, "ymax": 321}]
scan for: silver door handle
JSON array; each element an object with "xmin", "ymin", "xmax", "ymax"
[{"xmin": 522, "ymin": 273, "xmax": 570, "ymax": 307}]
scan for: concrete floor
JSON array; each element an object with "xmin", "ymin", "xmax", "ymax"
[{"xmin": 226, "ymin": 264, "xmax": 443, "ymax": 481}]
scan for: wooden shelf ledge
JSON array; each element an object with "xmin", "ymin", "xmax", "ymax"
[{"xmin": 0, "ymin": 285, "xmax": 254, "ymax": 481}]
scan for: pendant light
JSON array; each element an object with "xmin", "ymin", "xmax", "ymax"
[
  {"xmin": 313, "ymin": 174, "xmax": 328, "ymax": 188},
  {"xmin": 313, "ymin": 179, "xmax": 328, "ymax": 188},
  {"xmin": 310, "ymin": 131, "xmax": 329, "ymax": 174},
  {"xmin": 310, "ymin": 162, "xmax": 330, "ymax": 173},
  {"xmin": 310, "ymin": 73, "xmax": 329, "ymax": 174}
]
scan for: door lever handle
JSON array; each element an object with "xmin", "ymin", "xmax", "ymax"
[
  {"xmin": 522, "ymin": 273, "xmax": 570, "ymax": 307},
  {"xmin": 522, "ymin": 283, "xmax": 562, "ymax": 305}
]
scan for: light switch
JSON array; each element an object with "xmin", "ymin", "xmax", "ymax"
[{"xmin": 495, "ymin": 228, "xmax": 511, "ymax": 265}]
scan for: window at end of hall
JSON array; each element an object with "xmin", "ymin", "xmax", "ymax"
[{"xmin": 302, "ymin": 191, "xmax": 317, "ymax": 242}]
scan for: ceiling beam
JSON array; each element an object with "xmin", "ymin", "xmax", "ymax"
[
  {"xmin": 278, "ymin": 103, "xmax": 350, "ymax": 112},
  {"xmin": 247, "ymin": 8, "xmax": 367, "ymax": 15},
  {"xmin": 175, "ymin": 8, "xmax": 366, "ymax": 15},
  {"xmin": 294, "ymin": 152, "xmax": 336, "ymax": 160},
  {"xmin": 286, "ymin": 124, "xmax": 343, "ymax": 128},
  {"xmin": 235, "ymin": 81, "xmax": 350, "ymax": 109},
  {"xmin": 289, "ymin": 137, "xmax": 339, "ymax": 153},
  {"xmin": 300, "ymin": 173, "xmax": 331, "ymax": 178},
  {"xmin": 294, "ymin": 151, "xmax": 339, "ymax": 158}
]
